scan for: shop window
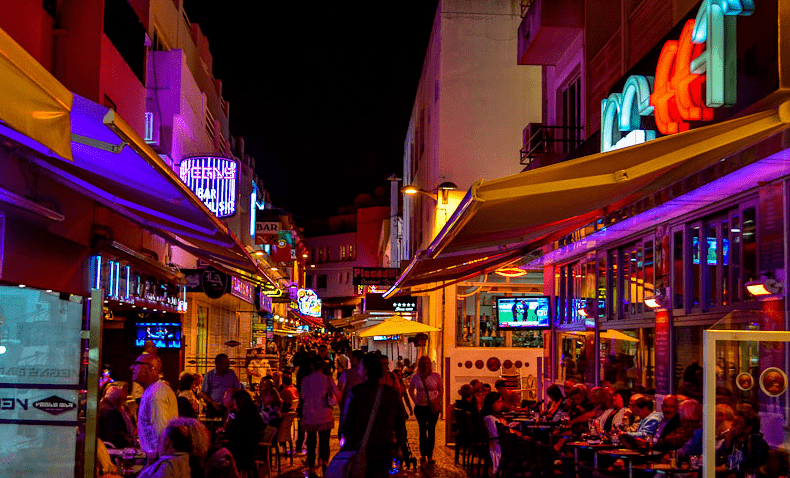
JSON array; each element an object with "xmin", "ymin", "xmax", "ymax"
[
  {"xmin": 672, "ymin": 228, "xmax": 685, "ymax": 309},
  {"xmin": 599, "ymin": 328, "xmax": 654, "ymax": 390},
  {"xmin": 597, "ymin": 253, "xmax": 607, "ymax": 319},
  {"xmin": 455, "ymin": 277, "xmax": 540, "ymax": 348},
  {"xmin": 557, "ymin": 331, "xmax": 589, "ymax": 383},
  {"xmin": 602, "ymin": 237, "xmax": 653, "ymax": 320}
]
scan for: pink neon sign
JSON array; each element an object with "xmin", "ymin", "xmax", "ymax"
[{"xmin": 179, "ymin": 156, "xmax": 237, "ymax": 218}]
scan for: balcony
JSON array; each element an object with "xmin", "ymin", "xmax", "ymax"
[
  {"xmin": 520, "ymin": 123, "xmax": 583, "ymax": 169},
  {"xmin": 517, "ymin": 0, "xmax": 584, "ymax": 66}
]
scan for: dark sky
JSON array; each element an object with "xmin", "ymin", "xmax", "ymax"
[{"xmin": 183, "ymin": 1, "xmax": 439, "ymax": 221}]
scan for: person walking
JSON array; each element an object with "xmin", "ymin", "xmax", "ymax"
[
  {"xmin": 338, "ymin": 353, "xmax": 406, "ymax": 478},
  {"xmin": 300, "ymin": 355, "xmax": 339, "ymax": 474},
  {"xmin": 408, "ymin": 356, "xmax": 443, "ymax": 464},
  {"xmin": 132, "ymin": 353, "xmax": 178, "ymax": 464}
]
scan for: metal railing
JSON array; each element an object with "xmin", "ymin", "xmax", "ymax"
[{"xmin": 520, "ymin": 124, "xmax": 584, "ymax": 166}]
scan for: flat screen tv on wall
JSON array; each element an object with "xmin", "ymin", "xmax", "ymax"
[
  {"xmin": 135, "ymin": 322, "xmax": 182, "ymax": 349},
  {"xmin": 495, "ymin": 296, "xmax": 551, "ymax": 330}
]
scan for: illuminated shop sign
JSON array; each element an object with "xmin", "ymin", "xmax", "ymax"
[
  {"xmin": 293, "ymin": 288, "xmax": 321, "ymax": 317},
  {"xmin": 258, "ymin": 290, "xmax": 273, "ymax": 312},
  {"xmin": 352, "ymin": 267, "xmax": 400, "ymax": 286},
  {"xmin": 600, "ymin": 0, "xmax": 754, "ymax": 153},
  {"xmin": 179, "ymin": 156, "xmax": 237, "ymax": 217},
  {"xmin": 231, "ymin": 276, "xmax": 254, "ymax": 303},
  {"xmin": 91, "ymin": 255, "xmax": 188, "ymax": 313}
]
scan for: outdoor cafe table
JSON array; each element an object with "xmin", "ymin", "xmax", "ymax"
[
  {"xmin": 107, "ymin": 447, "xmax": 146, "ymax": 477},
  {"xmin": 565, "ymin": 440, "xmax": 618, "ymax": 467},
  {"xmin": 631, "ymin": 463, "xmax": 700, "ymax": 478},
  {"xmin": 597, "ymin": 448, "xmax": 663, "ymax": 478}
]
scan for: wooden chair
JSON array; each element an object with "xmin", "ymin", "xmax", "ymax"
[
  {"xmin": 254, "ymin": 425, "xmax": 279, "ymax": 478},
  {"xmin": 274, "ymin": 412, "xmax": 297, "ymax": 467},
  {"xmin": 454, "ymin": 408, "xmax": 472, "ymax": 465}
]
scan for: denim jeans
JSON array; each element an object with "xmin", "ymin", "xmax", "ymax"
[{"xmin": 414, "ymin": 405, "xmax": 439, "ymax": 458}]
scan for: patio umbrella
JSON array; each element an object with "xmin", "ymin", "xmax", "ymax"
[{"xmin": 358, "ymin": 315, "xmax": 440, "ymax": 337}]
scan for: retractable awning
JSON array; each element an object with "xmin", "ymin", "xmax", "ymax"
[
  {"xmin": 16, "ymin": 94, "xmax": 278, "ymax": 287},
  {"xmin": 0, "ymin": 27, "xmax": 72, "ymax": 160},
  {"xmin": 385, "ymin": 94, "xmax": 790, "ymax": 298}
]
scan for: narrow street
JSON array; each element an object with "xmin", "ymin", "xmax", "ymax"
[{"xmin": 273, "ymin": 414, "xmax": 468, "ymax": 478}]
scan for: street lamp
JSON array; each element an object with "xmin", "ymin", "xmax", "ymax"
[{"xmin": 400, "ymin": 181, "xmax": 458, "ymax": 203}]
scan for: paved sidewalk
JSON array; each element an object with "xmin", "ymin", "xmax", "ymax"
[{"xmin": 269, "ymin": 415, "xmax": 471, "ymax": 478}]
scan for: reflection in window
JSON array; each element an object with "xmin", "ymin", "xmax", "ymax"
[
  {"xmin": 558, "ymin": 331, "xmax": 587, "ymax": 383},
  {"xmin": 600, "ymin": 328, "xmax": 654, "ymax": 390}
]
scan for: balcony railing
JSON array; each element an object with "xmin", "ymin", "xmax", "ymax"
[{"xmin": 520, "ymin": 124, "xmax": 584, "ymax": 166}]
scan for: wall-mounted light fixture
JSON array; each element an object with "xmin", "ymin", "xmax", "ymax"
[
  {"xmin": 644, "ymin": 288, "xmax": 670, "ymax": 309},
  {"xmin": 401, "ymin": 181, "xmax": 458, "ymax": 203},
  {"xmin": 745, "ymin": 277, "xmax": 783, "ymax": 296}
]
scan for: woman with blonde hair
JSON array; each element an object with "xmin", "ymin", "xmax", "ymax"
[{"xmin": 408, "ymin": 356, "xmax": 443, "ymax": 464}]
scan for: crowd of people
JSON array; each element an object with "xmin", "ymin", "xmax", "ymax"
[
  {"xmin": 92, "ymin": 339, "xmax": 440, "ymax": 478},
  {"xmin": 456, "ymin": 375, "xmax": 788, "ymax": 478}
]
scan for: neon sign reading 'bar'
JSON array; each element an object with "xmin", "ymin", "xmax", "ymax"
[{"xmin": 179, "ymin": 156, "xmax": 238, "ymax": 218}]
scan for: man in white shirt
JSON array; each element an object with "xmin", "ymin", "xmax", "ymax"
[
  {"xmin": 334, "ymin": 348, "xmax": 350, "ymax": 380},
  {"xmin": 132, "ymin": 353, "xmax": 178, "ymax": 463}
]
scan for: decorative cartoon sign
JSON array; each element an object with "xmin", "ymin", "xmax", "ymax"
[
  {"xmin": 759, "ymin": 367, "xmax": 787, "ymax": 397},
  {"xmin": 600, "ymin": 0, "xmax": 754, "ymax": 152},
  {"xmin": 735, "ymin": 372, "xmax": 754, "ymax": 391},
  {"xmin": 294, "ymin": 288, "xmax": 321, "ymax": 318}
]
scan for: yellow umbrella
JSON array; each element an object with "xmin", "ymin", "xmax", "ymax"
[{"xmin": 358, "ymin": 315, "xmax": 440, "ymax": 337}]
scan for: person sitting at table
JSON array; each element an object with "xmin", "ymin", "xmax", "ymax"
[
  {"xmin": 495, "ymin": 380, "xmax": 515, "ymax": 412},
  {"xmin": 545, "ymin": 384, "xmax": 564, "ymax": 421},
  {"xmin": 482, "ymin": 392, "xmax": 522, "ymax": 474},
  {"xmin": 619, "ymin": 396, "xmax": 663, "ymax": 448},
  {"xmin": 567, "ymin": 384, "xmax": 595, "ymax": 435},
  {"xmin": 604, "ymin": 389, "xmax": 631, "ymax": 432},
  {"xmin": 624, "ymin": 393, "xmax": 645, "ymax": 432},
  {"xmin": 177, "ymin": 374, "xmax": 200, "ymax": 418},
  {"xmin": 98, "ymin": 384, "xmax": 136, "ymax": 448},
  {"xmin": 717, "ymin": 408, "xmax": 769, "ymax": 478},
  {"xmin": 259, "ymin": 386, "xmax": 284, "ymax": 429},
  {"xmin": 716, "ymin": 403, "xmax": 735, "ymax": 440},
  {"xmin": 137, "ymin": 424, "xmax": 193, "ymax": 478},
  {"xmin": 279, "ymin": 372, "xmax": 299, "ymax": 413},
  {"xmin": 593, "ymin": 387, "xmax": 617, "ymax": 433},
  {"xmin": 169, "ymin": 417, "xmax": 210, "ymax": 478},
  {"xmin": 222, "ymin": 390, "xmax": 266, "ymax": 477},
  {"xmin": 561, "ymin": 379, "xmax": 576, "ymax": 412},
  {"xmin": 654, "ymin": 395, "xmax": 681, "ymax": 443},
  {"xmin": 655, "ymin": 399, "xmax": 700, "ymax": 452},
  {"xmin": 455, "ymin": 384, "xmax": 479, "ymax": 417}
]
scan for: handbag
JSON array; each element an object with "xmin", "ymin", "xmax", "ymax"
[
  {"xmin": 325, "ymin": 384, "xmax": 384, "ymax": 478},
  {"xmin": 419, "ymin": 373, "xmax": 441, "ymax": 415},
  {"xmin": 326, "ymin": 376, "xmax": 338, "ymax": 407}
]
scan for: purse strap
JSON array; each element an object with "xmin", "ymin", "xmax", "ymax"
[
  {"xmin": 360, "ymin": 385, "xmax": 383, "ymax": 450},
  {"xmin": 418, "ymin": 372, "xmax": 431, "ymax": 402}
]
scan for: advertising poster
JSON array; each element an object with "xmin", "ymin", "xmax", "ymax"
[{"xmin": 654, "ymin": 309, "xmax": 671, "ymax": 394}]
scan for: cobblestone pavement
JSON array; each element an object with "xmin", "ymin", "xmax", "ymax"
[{"xmin": 270, "ymin": 414, "xmax": 471, "ymax": 478}]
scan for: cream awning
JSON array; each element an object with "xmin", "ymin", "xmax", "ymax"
[
  {"xmin": 385, "ymin": 94, "xmax": 790, "ymax": 298},
  {"xmin": 0, "ymin": 27, "xmax": 72, "ymax": 160}
]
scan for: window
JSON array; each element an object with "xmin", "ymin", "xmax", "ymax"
[
  {"xmin": 340, "ymin": 245, "xmax": 346, "ymax": 260},
  {"xmin": 671, "ymin": 202, "xmax": 757, "ymax": 312},
  {"xmin": 555, "ymin": 259, "xmax": 596, "ymax": 325},
  {"xmin": 560, "ymin": 75, "xmax": 582, "ymax": 153},
  {"xmin": 205, "ymin": 108, "xmax": 216, "ymax": 143},
  {"xmin": 599, "ymin": 237, "xmax": 653, "ymax": 320},
  {"xmin": 325, "ymin": 246, "xmax": 331, "ymax": 262},
  {"xmin": 317, "ymin": 275, "xmax": 327, "ymax": 289},
  {"xmin": 104, "ymin": 0, "xmax": 146, "ymax": 83},
  {"xmin": 196, "ymin": 306, "xmax": 208, "ymax": 373},
  {"xmin": 348, "ymin": 244, "xmax": 354, "ymax": 260}
]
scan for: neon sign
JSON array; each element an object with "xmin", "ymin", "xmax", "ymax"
[
  {"xmin": 179, "ymin": 156, "xmax": 237, "ymax": 218},
  {"xmin": 295, "ymin": 288, "xmax": 322, "ymax": 318},
  {"xmin": 601, "ymin": 0, "xmax": 754, "ymax": 152},
  {"xmin": 231, "ymin": 276, "xmax": 254, "ymax": 303}
]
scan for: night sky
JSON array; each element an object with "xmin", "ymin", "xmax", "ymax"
[{"xmin": 183, "ymin": 1, "xmax": 439, "ymax": 221}]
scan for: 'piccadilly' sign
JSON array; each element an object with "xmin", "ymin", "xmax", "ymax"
[
  {"xmin": 179, "ymin": 156, "xmax": 238, "ymax": 218},
  {"xmin": 600, "ymin": 0, "xmax": 754, "ymax": 153}
]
